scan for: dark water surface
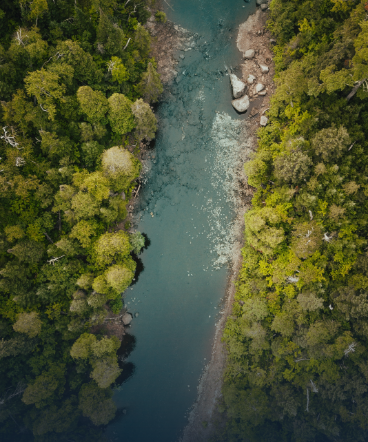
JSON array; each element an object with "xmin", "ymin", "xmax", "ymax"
[{"xmin": 107, "ymin": 1, "xmax": 255, "ymax": 441}]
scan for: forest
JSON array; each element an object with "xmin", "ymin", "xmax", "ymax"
[
  {"xmin": 219, "ymin": 0, "xmax": 368, "ymax": 441},
  {"xmin": 0, "ymin": 0, "xmax": 164, "ymax": 440}
]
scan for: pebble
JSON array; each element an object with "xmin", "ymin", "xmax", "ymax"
[
  {"xmin": 260, "ymin": 116, "xmax": 268, "ymax": 126},
  {"xmin": 247, "ymin": 74, "xmax": 256, "ymax": 84}
]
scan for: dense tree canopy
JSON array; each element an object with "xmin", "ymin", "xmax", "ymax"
[
  {"xmin": 219, "ymin": 1, "xmax": 368, "ymax": 441},
  {"xmin": 0, "ymin": 0, "xmax": 160, "ymax": 439}
]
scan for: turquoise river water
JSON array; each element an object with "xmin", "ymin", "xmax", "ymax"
[{"xmin": 107, "ymin": 1, "xmax": 255, "ymax": 441}]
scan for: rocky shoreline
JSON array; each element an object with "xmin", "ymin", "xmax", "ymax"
[{"xmin": 180, "ymin": 4, "xmax": 275, "ymax": 442}]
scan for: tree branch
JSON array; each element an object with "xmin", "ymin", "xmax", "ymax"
[
  {"xmin": 43, "ymin": 232, "xmax": 54, "ymax": 244},
  {"xmin": 346, "ymin": 77, "xmax": 368, "ymax": 102}
]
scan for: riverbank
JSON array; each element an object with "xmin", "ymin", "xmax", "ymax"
[
  {"xmin": 180, "ymin": 6, "xmax": 275, "ymax": 442},
  {"xmin": 216, "ymin": 1, "xmax": 368, "ymax": 440}
]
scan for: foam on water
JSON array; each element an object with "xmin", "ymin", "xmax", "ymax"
[{"xmin": 106, "ymin": 1, "xmax": 255, "ymax": 441}]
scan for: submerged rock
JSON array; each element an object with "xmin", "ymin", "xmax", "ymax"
[
  {"xmin": 247, "ymin": 74, "xmax": 256, "ymax": 84},
  {"xmin": 260, "ymin": 116, "xmax": 268, "ymax": 126},
  {"xmin": 260, "ymin": 64, "xmax": 269, "ymax": 73},
  {"xmin": 244, "ymin": 49, "xmax": 255, "ymax": 59},
  {"xmin": 122, "ymin": 312, "xmax": 133, "ymax": 326},
  {"xmin": 232, "ymin": 95, "xmax": 250, "ymax": 113},
  {"xmin": 255, "ymin": 83, "xmax": 265, "ymax": 93},
  {"xmin": 230, "ymin": 73, "xmax": 247, "ymax": 98}
]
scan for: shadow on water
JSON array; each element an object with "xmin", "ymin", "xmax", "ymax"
[
  {"xmin": 117, "ymin": 333, "xmax": 137, "ymax": 361},
  {"xmin": 130, "ymin": 256, "xmax": 144, "ymax": 286}
]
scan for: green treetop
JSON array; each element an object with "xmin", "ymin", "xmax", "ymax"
[
  {"xmin": 77, "ymin": 86, "xmax": 109, "ymax": 124},
  {"xmin": 107, "ymin": 93, "xmax": 135, "ymax": 135},
  {"xmin": 137, "ymin": 62, "xmax": 163, "ymax": 103}
]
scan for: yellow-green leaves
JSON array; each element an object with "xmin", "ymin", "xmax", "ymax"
[
  {"xmin": 77, "ymin": 86, "xmax": 108, "ymax": 124},
  {"xmin": 13, "ymin": 311, "xmax": 42, "ymax": 337},
  {"xmin": 131, "ymin": 98, "xmax": 157, "ymax": 141},
  {"xmin": 291, "ymin": 221, "xmax": 323, "ymax": 259},
  {"xmin": 311, "ymin": 126, "xmax": 350, "ymax": 161},
  {"xmin": 107, "ymin": 93, "xmax": 135, "ymax": 135},
  {"xmin": 25, "ymin": 68, "xmax": 66, "ymax": 120},
  {"xmin": 245, "ymin": 207, "xmax": 285, "ymax": 255},
  {"xmin": 320, "ymin": 65, "xmax": 351, "ymax": 93},
  {"xmin": 70, "ymin": 221, "xmax": 99, "ymax": 248},
  {"xmin": 107, "ymin": 56, "xmax": 129, "ymax": 83},
  {"xmin": 102, "ymin": 146, "xmax": 140, "ymax": 191},
  {"xmin": 93, "ymin": 231, "xmax": 131, "ymax": 268},
  {"xmin": 137, "ymin": 62, "xmax": 163, "ymax": 103},
  {"xmin": 105, "ymin": 264, "xmax": 134, "ymax": 293},
  {"xmin": 70, "ymin": 334, "xmax": 121, "ymax": 389},
  {"xmin": 79, "ymin": 172, "xmax": 110, "ymax": 202}
]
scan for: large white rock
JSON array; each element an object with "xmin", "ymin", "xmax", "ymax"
[
  {"xmin": 255, "ymin": 83, "xmax": 265, "ymax": 93},
  {"xmin": 232, "ymin": 95, "xmax": 250, "ymax": 113},
  {"xmin": 247, "ymin": 74, "xmax": 256, "ymax": 84},
  {"xmin": 260, "ymin": 116, "xmax": 268, "ymax": 126},
  {"xmin": 122, "ymin": 312, "xmax": 133, "ymax": 326},
  {"xmin": 256, "ymin": 0, "xmax": 268, "ymax": 5},
  {"xmin": 261, "ymin": 3, "xmax": 268, "ymax": 10},
  {"xmin": 244, "ymin": 49, "xmax": 255, "ymax": 59},
  {"xmin": 259, "ymin": 90, "xmax": 267, "ymax": 96},
  {"xmin": 230, "ymin": 74, "xmax": 247, "ymax": 99},
  {"xmin": 260, "ymin": 64, "xmax": 269, "ymax": 73}
]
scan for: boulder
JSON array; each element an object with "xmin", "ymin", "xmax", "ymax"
[
  {"xmin": 261, "ymin": 3, "xmax": 268, "ymax": 10},
  {"xmin": 232, "ymin": 95, "xmax": 250, "ymax": 113},
  {"xmin": 122, "ymin": 312, "xmax": 133, "ymax": 326},
  {"xmin": 256, "ymin": 0, "xmax": 268, "ymax": 4},
  {"xmin": 230, "ymin": 74, "xmax": 247, "ymax": 98},
  {"xmin": 260, "ymin": 116, "xmax": 268, "ymax": 126},
  {"xmin": 270, "ymin": 38, "xmax": 277, "ymax": 45},
  {"xmin": 255, "ymin": 83, "xmax": 265, "ymax": 93},
  {"xmin": 260, "ymin": 64, "xmax": 269, "ymax": 74},
  {"xmin": 244, "ymin": 49, "xmax": 255, "ymax": 59},
  {"xmin": 247, "ymin": 74, "xmax": 256, "ymax": 84},
  {"xmin": 259, "ymin": 90, "xmax": 267, "ymax": 96}
]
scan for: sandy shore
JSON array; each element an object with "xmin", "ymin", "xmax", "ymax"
[{"xmin": 179, "ymin": 6, "xmax": 275, "ymax": 442}]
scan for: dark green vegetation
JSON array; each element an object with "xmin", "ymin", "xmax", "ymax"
[
  {"xmin": 219, "ymin": 0, "xmax": 368, "ymax": 441},
  {"xmin": 0, "ymin": 0, "xmax": 163, "ymax": 440}
]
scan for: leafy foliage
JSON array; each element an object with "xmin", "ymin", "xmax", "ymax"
[
  {"xmin": 220, "ymin": 1, "xmax": 368, "ymax": 441},
  {"xmin": 0, "ymin": 0, "xmax": 161, "ymax": 439}
]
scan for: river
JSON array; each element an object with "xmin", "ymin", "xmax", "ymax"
[{"xmin": 107, "ymin": 1, "xmax": 255, "ymax": 441}]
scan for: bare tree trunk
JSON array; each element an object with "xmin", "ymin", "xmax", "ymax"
[
  {"xmin": 346, "ymin": 78, "xmax": 367, "ymax": 102},
  {"xmin": 43, "ymin": 232, "xmax": 53, "ymax": 244}
]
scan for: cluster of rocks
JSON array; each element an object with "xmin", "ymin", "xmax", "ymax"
[
  {"xmin": 229, "ymin": 0, "xmax": 271, "ymax": 126},
  {"xmin": 256, "ymin": 0, "xmax": 269, "ymax": 11},
  {"xmin": 230, "ymin": 47, "xmax": 269, "ymax": 126}
]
